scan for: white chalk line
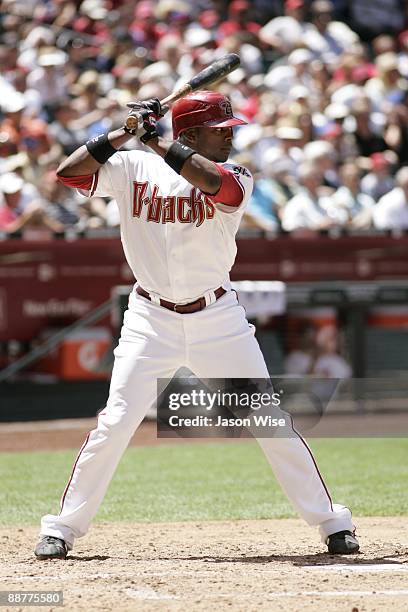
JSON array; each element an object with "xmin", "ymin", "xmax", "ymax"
[
  {"xmin": 126, "ymin": 589, "xmax": 408, "ymax": 601},
  {"xmin": 304, "ymin": 563, "xmax": 408, "ymax": 572}
]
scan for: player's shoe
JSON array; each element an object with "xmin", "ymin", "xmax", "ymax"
[
  {"xmin": 327, "ymin": 530, "xmax": 359, "ymax": 554},
  {"xmin": 34, "ymin": 536, "xmax": 68, "ymax": 560}
]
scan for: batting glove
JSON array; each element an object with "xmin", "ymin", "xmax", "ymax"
[
  {"xmin": 126, "ymin": 97, "xmax": 163, "ymax": 117},
  {"xmin": 124, "ymin": 108, "xmax": 159, "ymax": 143}
]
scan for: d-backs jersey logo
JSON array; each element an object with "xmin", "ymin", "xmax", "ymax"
[{"xmin": 132, "ymin": 182, "xmax": 215, "ymax": 226}]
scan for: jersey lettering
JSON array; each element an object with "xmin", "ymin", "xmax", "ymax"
[
  {"xmin": 177, "ymin": 196, "xmax": 192, "ymax": 223},
  {"xmin": 190, "ymin": 188, "xmax": 205, "ymax": 228},
  {"xmin": 147, "ymin": 185, "xmax": 163, "ymax": 223},
  {"xmin": 205, "ymin": 198, "xmax": 215, "ymax": 219},
  {"xmin": 162, "ymin": 196, "xmax": 176, "ymax": 223},
  {"xmin": 132, "ymin": 182, "xmax": 216, "ymax": 226},
  {"xmin": 132, "ymin": 181, "xmax": 149, "ymax": 218}
]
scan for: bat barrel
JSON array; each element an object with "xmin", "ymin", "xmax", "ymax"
[{"xmin": 159, "ymin": 53, "xmax": 241, "ymax": 111}]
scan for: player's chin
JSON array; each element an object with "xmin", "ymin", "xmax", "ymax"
[{"xmin": 214, "ymin": 150, "xmax": 231, "ymax": 163}]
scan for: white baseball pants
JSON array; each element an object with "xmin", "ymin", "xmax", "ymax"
[{"xmin": 40, "ymin": 289, "xmax": 354, "ymax": 550}]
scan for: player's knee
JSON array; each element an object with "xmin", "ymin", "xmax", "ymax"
[{"xmin": 96, "ymin": 409, "xmax": 138, "ymax": 440}]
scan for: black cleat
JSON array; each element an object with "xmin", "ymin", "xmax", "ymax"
[
  {"xmin": 34, "ymin": 536, "xmax": 68, "ymax": 560},
  {"xmin": 327, "ymin": 530, "xmax": 359, "ymax": 554}
]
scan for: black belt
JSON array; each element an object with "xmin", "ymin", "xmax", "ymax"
[{"xmin": 136, "ymin": 286, "xmax": 226, "ymax": 314}]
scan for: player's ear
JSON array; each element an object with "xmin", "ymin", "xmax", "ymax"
[{"xmin": 180, "ymin": 128, "xmax": 197, "ymax": 146}]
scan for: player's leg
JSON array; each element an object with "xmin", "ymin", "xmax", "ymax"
[
  {"xmin": 37, "ymin": 294, "xmax": 183, "ymax": 554},
  {"xmin": 186, "ymin": 291, "xmax": 357, "ymax": 549}
]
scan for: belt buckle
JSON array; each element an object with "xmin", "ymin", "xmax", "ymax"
[{"xmin": 173, "ymin": 303, "xmax": 179, "ymax": 313}]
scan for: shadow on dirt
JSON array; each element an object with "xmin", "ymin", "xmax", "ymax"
[{"xmin": 159, "ymin": 552, "xmax": 407, "ymax": 566}]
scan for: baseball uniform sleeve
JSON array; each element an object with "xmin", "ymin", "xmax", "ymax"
[
  {"xmin": 208, "ymin": 162, "xmax": 254, "ymax": 214},
  {"xmin": 58, "ymin": 152, "xmax": 131, "ymax": 198},
  {"xmin": 89, "ymin": 152, "xmax": 129, "ymax": 198}
]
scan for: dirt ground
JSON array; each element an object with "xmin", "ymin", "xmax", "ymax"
[
  {"xmin": 0, "ymin": 419, "xmax": 407, "ymax": 611},
  {"xmin": 0, "ymin": 518, "xmax": 407, "ymax": 612},
  {"xmin": 1, "ymin": 412, "xmax": 407, "ymax": 452}
]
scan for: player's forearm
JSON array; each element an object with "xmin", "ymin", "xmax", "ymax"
[
  {"xmin": 56, "ymin": 129, "xmax": 134, "ymax": 177},
  {"xmin": 146, "ymin": 137, "xmax": 221, "ymax": 195}
]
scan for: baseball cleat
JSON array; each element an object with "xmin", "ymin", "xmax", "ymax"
[
  {"xmin": 327, "ymin": 530, "xmax": 359, "ymax": 554},
  {"xmin": 34, "ymin": 536, "xmax": 68, "ymax": 560}
]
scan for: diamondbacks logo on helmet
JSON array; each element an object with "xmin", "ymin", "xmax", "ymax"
[{"xmin": 219, "ymin": 100, "xmax": 233, "ymax": 118}]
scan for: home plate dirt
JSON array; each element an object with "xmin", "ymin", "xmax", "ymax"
[{"xmin": 0, "ymin": 517, "xmax": 407, "ymax": 611}]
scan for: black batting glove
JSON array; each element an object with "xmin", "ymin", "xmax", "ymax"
[
  {"xmin": 124, "ymin": 108, "xmax": 159, "ymax": 143},
  {"xmin": 126, "ymin": 97, "xmax": 163, "ymax": 117}
]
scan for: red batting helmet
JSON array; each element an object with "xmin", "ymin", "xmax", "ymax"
[{"xmin": 172, "ymin": 91, "xmax": 247, "ymax": 139}]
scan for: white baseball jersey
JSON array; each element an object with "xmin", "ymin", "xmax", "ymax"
[{"xmin": 88, "ymin": 151, "xmax": 253, "ymax": 303}]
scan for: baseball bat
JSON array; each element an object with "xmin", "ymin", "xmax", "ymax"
[
  {"xmin": 160, "ymin": 53, "xmax": 241, "ymax": 109},
  {"xmin": 125, "ymin": 53, "xmax": 240, "ymax": 131}
]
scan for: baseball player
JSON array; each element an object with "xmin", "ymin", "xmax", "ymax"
[{"xmin": 34, "ymin": 91, "xmax": 359, "ymax": 559}]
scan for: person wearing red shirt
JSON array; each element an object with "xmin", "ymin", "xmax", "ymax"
[{"xmin": 217, "ymin": 1, "xmax": 261, "ymax": 44}]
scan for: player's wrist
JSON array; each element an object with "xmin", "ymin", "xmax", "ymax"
[
  {"xmin": 86, "ymin": 133, "xmax": 117, "ymax": 164},
  {"xmin": 164, "ymin": 141, "xmax": 195, "ymax": 174}
]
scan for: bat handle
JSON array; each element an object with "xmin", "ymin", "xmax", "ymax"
[{"xmin": 160, "ymin": 83, "xmax": 193, "ymax": 109}]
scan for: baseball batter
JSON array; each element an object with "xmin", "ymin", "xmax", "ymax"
[{"xmin": 34, "ymin": 92, "xmax": 359, "ymax": 559}]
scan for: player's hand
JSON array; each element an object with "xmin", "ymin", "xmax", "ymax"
[
  {"xmin": 124, "ymin": 108, "xmax": 159, "ymax": 143},
  {"xmin": 126, "ymin": 98, "xmax": 163, "ymax": 117}
]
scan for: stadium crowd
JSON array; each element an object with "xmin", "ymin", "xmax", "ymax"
[{"xmin": 1, "ymin": 0, "xmax": 408, "ymax": 238}]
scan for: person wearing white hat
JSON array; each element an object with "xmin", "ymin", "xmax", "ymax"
[
  {"xmin": 273, "ymin": 123, "xmax": 304, "ymax": 177},
  {"xmin": 246, "ymin": 147, "xmax": 299, "ymax": 230},
  {"xmin": 0, "ymin": 172, "xmax": 62, "ymax": 235},
  {"xmin": 259, "ymin": 0, "xmax": 311, "ymax": 55},
  {"xmin": 1, "ymin": 92, "xmax": 26, "ymax": 115},
  {"xmin": 264, "ymin": 47, "xmax": 314, "ymax": 97},
  {"xmin": 26, "ymin": 47, "xmax": 68, "ymax": 108},
  {"xmin": 281, "ymin": 162, "xmax": 344, "ymax": 232}
]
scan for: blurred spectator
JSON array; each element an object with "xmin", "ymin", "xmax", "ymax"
[
  {"xmin": 284, "ymin": 323, "xmax": 317, "ymax": 375},
  {"xmin": 259, "ymin": 0, "xmax": 310, "ymax": 56},
  {"xmin": 383, "ymin": 104, "xmax": 408, "ymax": 165},
  {"xmin": 0, "ymin": 92, "xmax": 29, "ymax": 157},
  {"xmin": 217, "ymin": 1, "xmax": 261, "ymax": 45},
  {"xmin": 26, "ymin": 48, "xmax": 69, "ymax": 115},
  {"xmin": 0, "ymin": 172, "xmax": 63, "ymax": 236},
  {"xmin": 304, "ymin": 1, "xmax": 358, "ymax": 66},
  {"xmin": 331, "ymin": 162, "xmax": 375, "ymax": 229},
  {"xmin": 348, "ymin": 97, "xmax": 387, "ymax": 158},
  {"xmin": 38, "ymin": 172, "xmax": 80, "ymax": 229},
  {"xmin": 349, "ymin": 0, "xmax": 405, "ymax": 41},
  {"xmin": 313, "ymin": 325, "xmax": 352, "ymax": 378},
  {"xmin": 264, "ymin": 48, "xmax": 314, "ymax": 96},
  {"xmin": 48, "ymin": 100, "xmax": 87, "ymax": 156},
  {"xmin": 284, "ymin": 323, "xmax": 351, "ymax": 378},
  {"xmin": 361, "ymin": 152, "xmax": 396, "ymax": 201},
  {"xmin": 246, "ymin": 148, "xmax": 298, "ymax": 231},
  {"xmin": 19, "ymin": 120, "xmax": 62, "ymax": 187},
  {"xmin": 365, "ymin": 52, "xmax": 408, "ymax": 110},
  {"xmin": 129, "ymin": 1, "xmax": 167, "ymax": 55},
  {"xmin": 303, "ymin": 140, "xmax": 339, "ymax": 189},
  {"xmin": 273, "ymin": 124, "xmax": 304, "ymax": 175},
  {"xmin": 373, "ymin": 166, "xmax": 408, "ymax": 230},
  {"xmin": 281, "ymin": 163, "xmax": 342, "ymax": 232}
]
